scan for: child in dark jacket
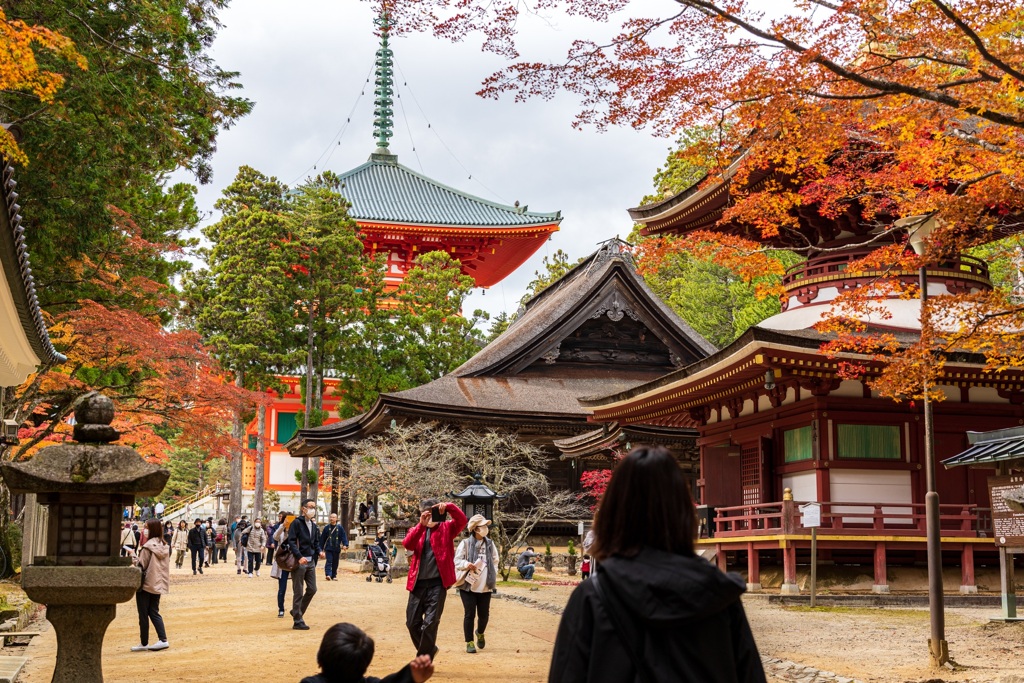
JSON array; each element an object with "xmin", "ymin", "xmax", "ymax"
[{"xmin": 300, "ymin": 623, "xmax": 434, "ymax": 683}]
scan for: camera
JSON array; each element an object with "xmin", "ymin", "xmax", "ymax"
[{"xmin": 430, "ymin": 505, "xmax": 448, "ymax": 524}]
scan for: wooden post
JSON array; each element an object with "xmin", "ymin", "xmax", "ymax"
[
  {"xmin": 809, "ymin": 528, "xmax": 817, "ymax": 607},
  {"xmin": 716, "ymin": 544, "xmax": 727, "ymax": 572},
  {"xmin": 1000, "ymin": 547, "xmax": 1017, "ymax": 619},
  {"xmin": 780, "ymin": 488, "xmax": 799, "ymax": 594},
  {"xmin": 873, "ymin": 542, "xmax": 889, "ymax": 593},
  {"xmin": 747, "ymin": 543, "xmax": 760, "ymax": 592},
  {"xmin": 960, "ymin": 544, "xmax": 977, "ymax": 594}
]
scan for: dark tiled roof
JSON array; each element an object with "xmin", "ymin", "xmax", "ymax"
[
  {"xmin": 337, "ymin": 154, "xmax": 560, "ymax": 228},
  {"xmin": 944, "ymin": 427, "xmax": 1024, "ymax": 468},
  {"xmin": 454, "ymin": 240, "xmax": 716, "ymax": 377},
  {"xmin": 0, "ymin": 140, "xmax": 65, "ymax": 372}
]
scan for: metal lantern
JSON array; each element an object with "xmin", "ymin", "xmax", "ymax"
[{"xmin": 450, "ymin": 472, "xmax": 506, "ymax": 521}]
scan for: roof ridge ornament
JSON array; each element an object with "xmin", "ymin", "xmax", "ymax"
[{"xmin": 372, "ymin": 8, "xmax": 396, "ymax": 159}]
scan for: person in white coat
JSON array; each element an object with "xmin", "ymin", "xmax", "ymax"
[
  {"xmin": 454, "ymin": 514, "xmax": 500, "ymax": 654},
  {"xmin": 170, "ymin": 520, "xmax": 188, "ymax": 569}
]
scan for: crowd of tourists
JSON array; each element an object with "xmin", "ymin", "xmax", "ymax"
[{"xmin": 121, "ymin": 446, "xmax": 767, "ymax": 682}]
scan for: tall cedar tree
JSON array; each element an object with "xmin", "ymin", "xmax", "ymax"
[
  {"xmin": 335, "ymin": 251, "xmax": 487, "ymax": 417},
  {"xmin": 285, "ymin": 171, "xmax": 367, "ymax": 504},
  {"xmin": 384, "ymin": 0, "xmax": 1024, "ymax": 398},
  {"xmin": 184, "ymin": 167, "xmax": 294, "ymax": 520}
]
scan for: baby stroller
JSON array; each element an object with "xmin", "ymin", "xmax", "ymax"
[{"xmin": 365, "ymin": 544, "xmax": 392, "ymax": 583}]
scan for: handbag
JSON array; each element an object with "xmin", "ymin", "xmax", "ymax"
[
  {"xmin": 591, "ymin": 571, "xmax": 658, "ymax": 683},
  {"xmin": 275, "ymin": 543, "xmax": 298, "ymax": 572}
]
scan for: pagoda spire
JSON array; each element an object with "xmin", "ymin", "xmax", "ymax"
[{"xmin": 372, "ymin": 8, "xmax": 395, "ymax": 158}]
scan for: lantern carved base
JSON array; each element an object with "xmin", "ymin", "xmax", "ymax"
[{"xmin": 22, "ymin": 566, "xmax": 141, "ymax": 683}]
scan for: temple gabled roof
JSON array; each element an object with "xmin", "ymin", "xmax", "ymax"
[
  {"xmin": 287, "ymin": 240, "xmax": 714, "ymax": 457},
  {"xmin": 0, "ymin": 133, "xmax": 65, "ymax": 386},
  {"xmin": 338, "ymin": 153, "xmax": 561, "ymax": 229}
]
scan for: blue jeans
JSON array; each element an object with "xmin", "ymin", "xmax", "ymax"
[
  {"xmin": 324, "ymin": 549, "xmax": 338, "ymax": 578},
  {"xmin": 518, "ymin": 564, "xmax": 535, "ymax": 580}
]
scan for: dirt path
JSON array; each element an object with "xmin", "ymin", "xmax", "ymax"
[
  {"xmin": 19, "ymin": 559, "xmax": 562, "ymax": 683},
  {"xmin": 16, "ymin": 560, "xmax": 1024, "ymax": 682}
]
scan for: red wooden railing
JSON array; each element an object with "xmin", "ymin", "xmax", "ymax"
[
  {"xmin": 781, "ymin": 250, "xmax": 990, "ymax": 292},
  {"xmin": 709, "ymin": 500, "xmax": 992, "ymax": 538}
]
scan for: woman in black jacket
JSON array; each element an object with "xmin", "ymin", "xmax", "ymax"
[{"xmin": 548, "ymin": 446, "xmax": 767, "ymax": 683}]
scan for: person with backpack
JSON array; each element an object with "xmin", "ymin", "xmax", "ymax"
[
  {"xmin": 204, "ymin": 517, "xmax": 217, "ymax": 566},
  {"xmin": 215, "ymin": 518, "xmax": 229, "ymax": 562},
  {"xmin": 245, "ymin": 518, "xmax": 268, "ymax": 576},
  {"xmin": 170, "ymin": 521, "xmax": 188, "ymax": 570},
  {"xmin": 547, "ymin": 446, "xmax": 767, "ymax": 683},
  {"xmin": 186, "ymin": 518, "xmax": 205, "ymax": 575},
  {"xmin": 130, "ymin": 518, "xmax": 171, "ymax": 652},
  {"xmin": 454, "ymin": 514, "xmax": 499, "ymax": 654},
  {"xmin": 319, "ymin": 513, "xmax": 349, "ymax": 581},
  {"xmin": 120, "ymin": 521, "xmax": 139, "ymax": 557}
]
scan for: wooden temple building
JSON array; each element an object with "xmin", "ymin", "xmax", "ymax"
[
  {"xmin": 585, "ymin": 167, "xmax": 1024, "ymax": 594},
  {"xmin": 335, "ymin": 14, "xmax": 560, "ymax": 290},
  {"xmin": 287, "ymin": 240, "xmax": 716, "ymax": 526}
]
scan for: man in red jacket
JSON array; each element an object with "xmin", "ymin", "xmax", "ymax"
[{"xmin": 403, "ymin": 498, "xmax": 467, "ymax": 660}]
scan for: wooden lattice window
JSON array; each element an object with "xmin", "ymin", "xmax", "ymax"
[{"xmin": 741, "ymin": 445, "xmax": 761, "ymax": 506}]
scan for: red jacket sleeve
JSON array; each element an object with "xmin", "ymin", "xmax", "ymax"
[
  {"xmin": 444, "ymin": 503, "xmax": 467, "ymax": 536},
  {"xmin": 403, "ymin": 522, "xmax": 425, "ymax": 551}
]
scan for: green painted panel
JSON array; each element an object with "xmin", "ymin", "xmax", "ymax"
[
  {"xmin": 247, "ymin": 435, "xmax": 258, "ymax": 450},
  {"xmin": 784, "ymin": 426, "xmax": 814, "ymax": 462},
  {"xmin": 837, "ymin": 424, "xmax": 901, "ymax": 460},
  {"xmin": 276, "ymin": 412, "xmax": 298, "ymax": 445}
]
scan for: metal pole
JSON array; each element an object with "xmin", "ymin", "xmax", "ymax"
[
  {"xmin": 810, "ymin": 527, "xmax": 817, "ymax": 608},
  {"xmin": 920, "ymin": 265, "xmax": 948, "ymax": 667}
]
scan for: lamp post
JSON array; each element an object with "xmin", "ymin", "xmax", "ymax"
[
  {"xmin": 450, "ymin": 472, "xmax": 506, "ymax": 520},
  {"xmin": 897, "ymin": 215, "xmax": 948, "ymax": 667}
]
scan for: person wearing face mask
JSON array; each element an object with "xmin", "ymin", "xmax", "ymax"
[
  {"xmin": 170, "ymin": 520, "xmax": 188, "ymax": 570},
  {"xmin": 186, "ymin": 518, "xmax": 205, "ymax": 575},
  {"xmin": 245, "ymin": 517, "xmax": 269, "ymax": 577},
  {"xmin": 402, "ymin": 498, "xmax": 467, "ymax": 661},
  {"xmin": 319, "ymin": 513, "xmax": 349, "ymax": 581},
  {"xmin": 287, "ymin": 499, "xmax": 325, "ymax": 630},
  {"xmin": 454, "ymin": 515, "xmax": 499, "ymax": 654}
]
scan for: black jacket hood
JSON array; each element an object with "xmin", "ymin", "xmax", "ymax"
[{"xmin": 600, "ymin": 547, "xmax": 746, "ymax": 625}]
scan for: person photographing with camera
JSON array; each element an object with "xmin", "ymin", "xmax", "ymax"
[{"xmin": 403, "ymin": 498, "xmax": 467, "ymax": 661}]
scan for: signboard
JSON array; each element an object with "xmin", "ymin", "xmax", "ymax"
[
  {"xmin": 988, "ymin": 475, "xmax": 1024, "ymax": 547},
  {"xmin": 800, "ymin": 502, "xmax": 821, "ymax": 528}
]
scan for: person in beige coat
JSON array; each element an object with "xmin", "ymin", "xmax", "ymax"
[
  {"xmin": 244, "ymin": 518, "xmax": 269, "ymax": 577},
  {"xmin": 170, "ymin": 520, "xmax": 188, "ymax": 569},
  {"xmin": 454, "ymin": 514, "xmax": 500, "ymax": 654},
  {"xmin": 131, "ymin": 518, "xmax": 171, "ymax": 651}
]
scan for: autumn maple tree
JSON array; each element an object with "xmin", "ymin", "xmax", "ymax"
[{"xmin": 383, "ymin": 0, "xmax": 1024, "ymax": 398}]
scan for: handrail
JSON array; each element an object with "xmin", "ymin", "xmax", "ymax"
[
  {"xmin": 162, "ymin": 485, "xmax": 217, "ymax": 517},
  {"xmin": 711, "ymin": 499, "xmax": 985, "ymax": 536},
  {"xmin": 782, "ymin": 249, "xmax": 990, "ymax": 291}
]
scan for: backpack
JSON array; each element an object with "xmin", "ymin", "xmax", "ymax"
[
  {"xmin": 215, "ymin": 532, "xmax": 225, "ymax": 543},
  {"xmin": 241, "ymin": 530, "xmax": 250, "ymax": 546}
]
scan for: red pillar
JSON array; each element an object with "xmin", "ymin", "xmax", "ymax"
[
  {"xmin": 960, "ymin": 544, "xmax": 977, "ymax": 594},
  {"xmin": 716, "ymin": 544, "xmax": 727, "ymax": 572},
  {"xmin": 747, "ymin": 543, "xmax": 761, "ymax": 591},
  {"xmin": 781, "ymin": 541, "xmax": 799, "ymax": 594},
  {"xmin": 873, "ymin": 542, "xmax": 889, "ymax": 593}
]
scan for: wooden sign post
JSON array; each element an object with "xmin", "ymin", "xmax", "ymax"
[
  {"xmin": 800, "ymin": 502, "xmax": 822, "ymax": 607},
  {"xmin": 987, "ymin": 475, "xmax": 1024, "ymax": 621}
]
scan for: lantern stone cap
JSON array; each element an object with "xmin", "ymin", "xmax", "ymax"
[
  {"xmin": 0, "ymin": 394, "xmax": 168, "ymax": 496},
  {"xmin": 0, "ymin": 443, "xmax": 169, "ymax": 496},
  {"xmin": 451, "ymin": 473, "xmax": 507, "ymax": 500}
]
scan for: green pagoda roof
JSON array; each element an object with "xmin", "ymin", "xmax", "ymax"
[{"xmin": 337, "ymin": 154, "xmax": 561, "ymax": 229}]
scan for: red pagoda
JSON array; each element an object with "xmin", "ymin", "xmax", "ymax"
[{"xmin": 336, "ymin": 14, "xmax": 560, "ymax": 289}]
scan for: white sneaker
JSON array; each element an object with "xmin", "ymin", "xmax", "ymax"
[
  {"xmin": 255, "ymin": 571, "xmax": 260, "ymax": 577},
  {"xmin": 148, "ymin": 641, "xmax": 169, "ymax": 651},
  {"xmin": 247, "ymin": 572, "xmax": 253, "ymax": 578},
  {"xmin": 130, "ymin": 644, "xmax": 148, "ymax": 652}
]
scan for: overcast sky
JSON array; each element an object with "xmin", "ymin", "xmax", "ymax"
[{"xmin": 185, "ymin": 0, "xmax": 676, "ymax": 320}]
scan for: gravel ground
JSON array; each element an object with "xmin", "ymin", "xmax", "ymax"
[{"xmin": 15, "ymin": 562, "xmax": 1024, "ymax": 682}]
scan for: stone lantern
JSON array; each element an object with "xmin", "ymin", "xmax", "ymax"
[
  {"xmin": 450, "ymin": 472, "xmax": 506, "ymax": 521},
  {"xmin": 0, "ymin": 393, "xmax": 169, "ymax": 683}
]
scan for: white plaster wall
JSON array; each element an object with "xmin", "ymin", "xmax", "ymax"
[
  {"xmin": 829, "ymin": 469, "xmax": 913, "ymax": 525},
  {"xmin": 782, "ymin": 471, "xmax": 818, "ymax": 503}
]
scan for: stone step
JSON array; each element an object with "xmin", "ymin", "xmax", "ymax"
[{"xmin": 0, "ymin": 656, "xmax": 27, "ymax": 683}]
